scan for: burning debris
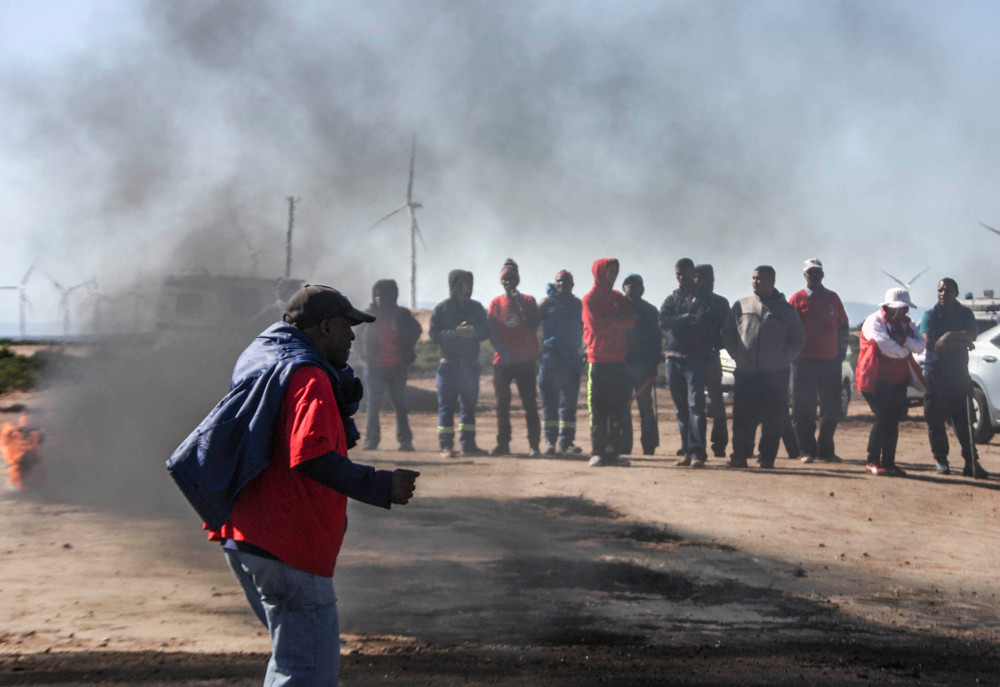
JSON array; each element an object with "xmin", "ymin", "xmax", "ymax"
[{"xmin": 1, "ymin": 414, "xmax": 45, "ymax": 490}]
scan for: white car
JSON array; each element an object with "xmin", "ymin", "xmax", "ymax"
[
  {"xmin": 967, "ymin": 324, "xmax": 1000, "ymax": 443},
  {"xmin": 719, "ymin": 350, "xmax": 854, "ymax": 418}
]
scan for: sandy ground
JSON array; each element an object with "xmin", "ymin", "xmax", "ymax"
[{"xmin": 3, "ymin": 377, "xmax": 1000, "ymax": 685}]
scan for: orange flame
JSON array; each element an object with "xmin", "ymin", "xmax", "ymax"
[{"xmin": 1, "ymin": 415, "xmax": 44, "ymax": 490}]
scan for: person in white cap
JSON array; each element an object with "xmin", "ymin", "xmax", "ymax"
[
  {"xmin": 788, "ymin": 259, "xmax": 850, "ymax": 464},
  {"xmin": 855, "ymin": 287, "xmax": 926, "ymax": 476}
]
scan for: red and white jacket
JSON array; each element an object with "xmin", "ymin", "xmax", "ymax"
[{"xmin": 856, "ymin": 308, "xmax": 925, "ymax": 394}]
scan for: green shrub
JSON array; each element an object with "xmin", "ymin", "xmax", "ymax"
[{"xmin": 0, "ymin": 345, "xmax": 41, "ymax": 394}]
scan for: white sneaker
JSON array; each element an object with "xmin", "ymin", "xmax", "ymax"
[
  {"xmin": 589, "ymin": 454, "xmax": 630, "ymax": 467},
  {"xmin": 562, "ymin": 443, "xmax": 583, "ymax": 454},
  {"xmin": 800, "ymin": 455, "xmax": 815, "ymax": 464}
]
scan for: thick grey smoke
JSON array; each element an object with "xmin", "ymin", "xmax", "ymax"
[{"xmin": 4, "ymin": 0, "xmax": 1000, "ymax": 312}]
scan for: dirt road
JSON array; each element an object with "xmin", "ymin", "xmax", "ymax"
[{"xmin": 2, "ymin": 380, "xmax": 1000, "ymax": 684}]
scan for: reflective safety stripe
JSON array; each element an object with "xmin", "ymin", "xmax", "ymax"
[
  {"xmin": 437, "ymin": 426, "xmax": 456, "ymax": 434},
  {"xmin": 543, "ymin": 420, "xmax": 559, "ymax": 429},
  {"xmin": 459, "ymin": 423, "xmax": 476, "ymax": 432},
  {"xmin": 558, "ymin": 421, "xmax": 576, "ymax": 429},
  {"xmin": 587, "ymin": 363, "xmax": 596, "ymax": 426}
]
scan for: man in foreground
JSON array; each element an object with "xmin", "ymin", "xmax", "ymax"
[
  {"xmin": 168, "ymin": 284, "xmax": 419, "ymax": 685},
  {"xmin": 722, "ymin": 266, "xmax": 805, "ymax": 469},
  {"xmin": 921, "ymin": 277, "xmax": 990, "ymax": 477}
]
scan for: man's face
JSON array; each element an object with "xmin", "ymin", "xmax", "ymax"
[
  {"xmin": 805, "ymin": 268, "xmax": 824, "ymax": 290},
  {"xmin": 607, "ymin": 263, "xmax": 619, "ymax": 289},
  {"xmin": 694, "ymin": 269, "xmax": 713, "ymax": 292},
  {"xmin": 623, "ymin": 281, "xmax": 644, "ymax": 301},
  {"xmin": 676, "ymin": 265, "xmax": 695, "ymax": 291},
  {"xmin": 500, "ymin": 274, "xmax": 519, "ymax": 294},
  {"xmin": 374, "ymin": 290, "xmax": 397, "ymax": 309},
  {"xmin": 752, "ymin": 270, "xmax": 775, "ymax": 298},
  {"xmin": 319, "ymin": 316, "xmax": 355, "ymax": 367},
  {"xmin": 554, "ymin": 274, "xmax": 574, "ymax": 296},
  {"xmin": 937, "ymin": 280, "xmax": 958, "ymax": 308},
  {"xmin": 456, "ymin": 276, "xmax": 473, "ymax": 301}
]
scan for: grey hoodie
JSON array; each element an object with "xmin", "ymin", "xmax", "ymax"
[{"xmin": 721, "ymin": 291, "xmax": 805, "ymax": 373}]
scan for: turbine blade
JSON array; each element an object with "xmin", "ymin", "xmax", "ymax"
[
  {"xmin": 980, "ymin": 222, "xmax": 1000, "ymax": 237},
  {"xmin": 412, "ymin": 214, "xmax": 427, "ymax": 250},
  {"xmin": 406, "ymin": 136, "xmax": 417, "ymax": 202},
  {"xmin": 908, "ymin": 267, "xmax": 930, "ymax": 286},
  {"xmin": 21, "ymin": 260, "xmax": 36, "ymax": 286},
  {"xmin": 881, "ymin": 270, "xmax": 906, "ymax": 288},
  {"xmin": 368, "ymin": 205, "xmax": 407, "ymax": 231},
  {"xmin": 45, "ymin": 272, "xmax": 64, "ymax": 292}
]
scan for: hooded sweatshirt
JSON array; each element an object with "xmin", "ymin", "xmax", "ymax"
[
  {"xmin": 582, "ymin": 258, "xmax": 636, "ymax": 363},
  {"xmin": 539, "ymin": 282, "xmax": 583, "ymax": 360},
  {"xmin": 429, "ymin": 269, "xmax": 489, "ymax": 365}
]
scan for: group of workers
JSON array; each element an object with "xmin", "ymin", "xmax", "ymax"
[
  {"xmin": 168, "ymin": 262, "xmax": 989, "ymax": 686},
  {"xmin": 361, "ymin": 257, "xmax": 990, "ymax": 478}
]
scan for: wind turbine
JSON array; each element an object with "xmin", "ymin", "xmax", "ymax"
[
  {"xmin": 45, "ymin": 273, "xmax": 93, "ymax": 339},
  {"xmin": 82, "ymin": 279, "xmax": 114, "ymax": 334},
  {"xmin": 882, "ymin": 268, "xmax": 930, "ymax": 291},
  {"xmin": 368, "ymin": 136, "xmax": 426, "ymax": 309},
  {"xmin": 227, "ymin": 203, "xmax": 265, "ymax": 277},
  {"xmin": 0, "ymin": 262, "xmax": 36, "ymax": 339}
]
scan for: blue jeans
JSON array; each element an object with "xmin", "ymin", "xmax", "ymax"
[
  {"xmin": 666, "ymin": 357, "xmax": 707, "ymax": 460},
  {"xmin": 436, "ymin": 362, "xmax": 481, "ymax": 449},
  {"xmin": 225, "ymin": 549, "xmax": 340, "ymax": 686},
  {"xmin": 365, "ymin": 363, "xmax": 413, "ymax": 448}
]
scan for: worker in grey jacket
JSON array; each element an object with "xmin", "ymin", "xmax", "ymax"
[{"xmin": 721, "ymin": 265, "xmax": 805, "ymax": 469}]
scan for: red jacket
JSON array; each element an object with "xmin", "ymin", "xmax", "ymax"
[
  {"xmin": 582, "ymin": 258, "xmax": 636, "ymax": 363},
  {"xmin": 856, "ymin": 308, "xmax": 925, "ymax": 394},
  {"xmin": 488, "ymin": 293, "xmax": 541, "ymax": 365}
]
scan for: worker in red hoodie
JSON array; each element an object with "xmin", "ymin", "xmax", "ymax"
[{"xmin": 582, "ymin": 258, "xmax": 637, "ymax": 467}]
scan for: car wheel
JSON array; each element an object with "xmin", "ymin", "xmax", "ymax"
[
  {"xmin": 840, "ymin": 379, "xmax": 851, "ymax": 418},
  {"xmin": 972, "ymin": 387, "xmax": 994, "ymax": 444}
]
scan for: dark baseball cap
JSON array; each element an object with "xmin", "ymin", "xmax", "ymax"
[{"xmin": 283, "ymin": 285, "xmax": 375, "ymax": 329}]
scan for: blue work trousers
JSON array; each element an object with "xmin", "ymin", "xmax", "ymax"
[
  {"xmin": 538, "ymin": 354, "xmax": 583, "ymax": 448},
  {"xmin": 436, "ymin": 362, "xmax": 480, "ymax": 450}
]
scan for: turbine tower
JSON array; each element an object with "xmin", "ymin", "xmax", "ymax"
[
  {"xmin": 45, "ymin": 273, "xmax": 93, "ymax": 339},
  {"xmin": 882, "ymin": 268, "xmax": 930, "ymax": 291},
  {"xmin": 368, "ymin": 136, "xmax": 426, "ymax": 309},
  {"xmin": 0, "ymin": 262, "xmax": 36, "ymax": 339}
]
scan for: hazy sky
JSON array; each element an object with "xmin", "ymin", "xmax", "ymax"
[{"xmin": 2, "ymin": 0, "xmax": 1000, "ymax": 331}]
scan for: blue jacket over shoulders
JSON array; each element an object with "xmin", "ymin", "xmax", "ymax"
[{"xmin": 166, "ymin": 322, "xmax": 361, "ymax": 530}]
